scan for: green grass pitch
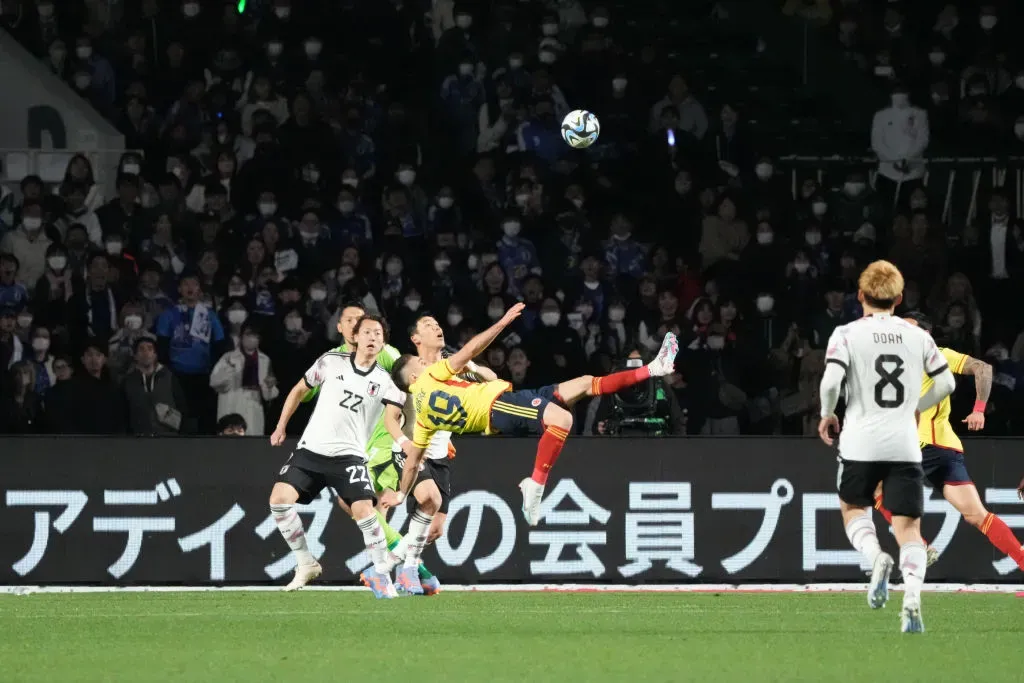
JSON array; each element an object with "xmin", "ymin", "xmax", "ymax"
[{"xmin": 2, "ymin": 592, "xmax": 1022, "ymax": 682}]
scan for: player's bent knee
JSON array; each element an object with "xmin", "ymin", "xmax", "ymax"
[
  {"xmin": 269, "ymin": 482, "xmax": 299, "ymax": 506},
  {"xmin": 349, "ymin": 499, "xmax": 375, "ymax": 519},
  {"xmin": 543, "ymin": 404, "xmax": 573, "ymax": 431}
]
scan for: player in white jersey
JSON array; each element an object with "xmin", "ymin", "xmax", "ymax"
[
  {"xmin": 363, "ymin": 314, "xmax": 499, "ymax": 595},
  {"xmin": 818, "ymin": 261, "xmax": 955, "ymax": 634},
  {"xmin": 267, "ymin": 315, "xmax": 405, "ymax": 597}
]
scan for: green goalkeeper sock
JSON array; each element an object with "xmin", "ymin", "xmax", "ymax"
[
  {"xmin": 417, "ymin": 562, "xmax": 434, "ymax": 580},
  {"xmin": 376, "ymin": 509, "xmax": 403, "ymax": 548}
]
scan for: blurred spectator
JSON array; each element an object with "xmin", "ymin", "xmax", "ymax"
[
  {"xmin": 0, "ymin": 361, "xmax": 46, "ymax": 434},
  {"xmin": 60, "ymin": 340, "xmax": 125, "ymax": 435},
  {"xmin": 210, "ymin": 323, "xmax": 278, "ymax": 436},
  {"xmin": 217, "ymin": 413, "xmax": 248, "ymax": 436},
  {"xmin": 123, "ymin": 338, "xmax": 188, "ymax": 436},
  {"xmin": 871, "ymin": 83, "xmax": 929, "ymax": 213}
]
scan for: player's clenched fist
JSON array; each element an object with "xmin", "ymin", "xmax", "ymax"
[
  {"xmin": 817, "ymin": 415, "xmax": 840, "ymax": 446},
  {"xmin": 269, "ymin": 428, "xmax": 287, "ymax": 446}
]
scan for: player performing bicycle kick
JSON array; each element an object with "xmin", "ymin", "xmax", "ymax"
[
  {"xmin": 380, "ymin": 302, "xmax": 679, "ymax": 540},
  {"xmin": 267, "ymin": 314, "xmax": 405, "ymax": 596}
]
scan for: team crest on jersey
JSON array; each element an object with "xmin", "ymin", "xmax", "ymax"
[
  {"xmin": 531, "ymin": 398, "xmax": 542, "ymax": 407},
  {"xmin": 367, "ymin": 382, "xmax": 380, "ymax": 397}
]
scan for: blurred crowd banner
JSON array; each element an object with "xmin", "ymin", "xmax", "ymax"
[
  {"xmin": 1, "ymin": 437, "xmax": 1022, "ymax": 585},
  {"xmin": 780, "ymin": 155, "xmax": 1024, "ymax": 223}
]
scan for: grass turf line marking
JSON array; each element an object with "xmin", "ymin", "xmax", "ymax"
[{"xmin": 3, "ymin": 583, "xmax": 1023, "ymax": 595}]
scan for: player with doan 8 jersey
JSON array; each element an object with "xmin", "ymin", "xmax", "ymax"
[
  {"xmin": 817, "ymin": 261, "xmax": 955, "ymax": 634},
  {"xmin": 267, "ymin": 315, "xmax": 405, "ymax": 597}
]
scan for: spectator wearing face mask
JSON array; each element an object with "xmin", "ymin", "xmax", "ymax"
[
  {"xmin": 209, "ymin": 323, "xmax": 278, "ymax": 436},
  {"xmin": 293, "ymin": 209, "xmax": 333, "ymax": 279},
  {"xmin": 604, "ymin": 214, "xmax": 647, "ymax": 282},
  {"xmin": 871, "ymin": 84, "xmax": 929, "ymax": 209},
  {"xmin": 748, "ymin": 158, "xmax": 793, "ymax": 223},
  {"xmin": 222, "ymin": 298, "xmax": 250, "ymax": 349},
  {"xmin": 649, "ymin": 74, "xmax": 708, "ymax": 139},
  {"xmin": 831, "ymin": 169, "xmax": 886, "ymax": 240},
  {"xmin": 72, "ymin": 35, "xmax": 116, "ymax": 105},
  {"xmin": 738, "ymin": 219, "xmax": 786, "ymax": 298},
  {"xmin": 0, "ymin": 360, "xmax": 46, "ymax": 434},
  {"xmin": 496, "ymin": 215, "xmax": 540, "ymax": 296},
  {"xmin": 123, "ymin": 338, "xmax": 189, "ymax": 436},
  {"xmin": 783, "ymin": 248, "xmax": 821, "ymax": 322},
  {"xmin": 108, "ymin": 302, "xmax": 158, "ymax": 382},
  {"xmin": 26, "ymin": 326, "xmax": 55, "ymax": 395},
  {"xmin": 135, "ymin": 260, "xmax": 174, "ymax": 327},
  {"xmin": 441, "ymin": 56, "xmax": 486, "ymax": 154},
  {"xmin": 429, "ymin": 248, "xmax": 473, "ymax": 317},
  {"xmin": 751, "ymin": 291, "xmax": 788, "ymax": 354},
  {"xmin": 971, "ymin": 190, "xmax": 1024, "ymax": 332},
  {"xmin": 331, "ymin": 188, "xmax": 373, "ymax": 248},
  {"xmin": 1, "ymin": 201, "xmax": 51, "ymax": 292}
]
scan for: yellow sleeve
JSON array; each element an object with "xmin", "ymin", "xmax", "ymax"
[
  {"xmin": 412, "ymin": 418, "xmax": 434, "ymax": 449},
  {"xmin": 425, "ymin": 359, "xmax": 455, "ymax": 382},
  {"xmin": 942, "ymin": 348, "xmax": 969, "ymax": 374}
]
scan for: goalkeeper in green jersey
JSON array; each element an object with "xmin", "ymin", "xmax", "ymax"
[{"xmin": 302, "ymin": 303, "xmax": 439, "ymax": 592}]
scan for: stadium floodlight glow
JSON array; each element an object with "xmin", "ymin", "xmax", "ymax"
[{"xmin": 237, "ymin": 0, "xmax": 246, "ymax": 13}]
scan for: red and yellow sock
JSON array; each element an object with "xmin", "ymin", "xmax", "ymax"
[
  {"xmin": 532, "ymin": 425, "xmax": 569, "ymax": 485},
  {"xmin": 591, "ymin": 367, "xmax": 650, "ymax": 396},
  {"xmin": 980, "ymin": 513, "xmax": 1024, "ymax": 569}
]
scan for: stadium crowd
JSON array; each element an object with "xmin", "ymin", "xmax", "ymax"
[{"xmin": 1, "ymin": 0, "xmax": 1024, "ymax": 437}]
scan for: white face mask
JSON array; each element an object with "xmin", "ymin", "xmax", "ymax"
[
  {"xmin": 342, "ymin": 177, "xmax": 359, "ymax": 188},
  {"xmin": 540, "ymin": 311, "xmax": 560, "ymax": 326},
  {"xmin": 755, "ymin": 163, "xmax": 773, "ymax": 180},
  {"xmin": 285, "ymin": 316, "xmax": 303, "ymax": 331},
  {"xmin": 304, "ymin": 41, "xmax": 322, "ymax": 57},
  {"xmin": 229, "ymin": 286, "xmax": 247, "ymax": 297},
  {"xmin": 541, "ymin": 22, "xmax": 559, "ymax": 36},
  {"xmin": 227, "ymin": 310, "xmax": 248, "ymax": 325},
  {"xmin": 123, "ymin": 163, "xmax": 141, "ymax": 175},
  {"xmin": 17, "ymin": 314, "xmax": 32, "ymax": 328},
  {"xmin": 756, "ymin": 295, "xmax": 774, "ymax": 313},
  {"xmin": 23, "ymin": 217, "xmax": 42, "ymax": 231},
  {"xmin": 397, "ymin": 170, "xmax": 416, "ymax": 186},
  {"xmin": 612, "ymin": 78, "xmax": 627, "ymax": 91},
  {"xmin": 183, "ymin": 2, "xmax": 200, "ymax": 17},
  {"xmin": 707, "ymin": 335, "xmax": 725, "ymax": 350},
  {"xmin": 267, "ymin": 42, "xmax": 283, "ymax": 57},
  {"xmin": 76, "ymin": 46, "xmax": 93, "ymax": 59},
  {"xmin": 584, "ymin": 280, "xmax": 600, "ymax": 291},
  {"xmin": 928, "ymin": 51, "xmax": 945, "ymax": 65},
  {"xmin": 434, "ymin": 258, "xmax": 451, "ymax": 273},
  {"xmin": 385, "ymin": 262, "xmax": 402, "ymax": 277},
  {"xmin": 538, "ymin": 51, "xmax": 556, "ymax": 65},
  {"xmin": 793, "ymin": 261, "xmax": 810, "ymax": 274},
  {"xmin": 338, "ymin": 200, "xmax": 355, "ymax": 213},
  {"xmin": 811, "ymin": 201, "xmax": 828, "ymax": 217},
  {"xmin": 509, "ymin": 57, "xmax": 523, "ymax": 69},
  {"xmin": 32, "ymin": 337, "xmax": 50, "ymax": 352},
  {"xmin": 458, "ymin": 63, "xmax": 473, "ymax": 77},
  {"xmin": 515, "ymin": 193, "xmax": 530, "ymax": 207},
  {"xmin": 405, "ymin": 297, "xmax": 421, "ymax": 311},
  {"xmin": 274, "ymin": 7, "xmax": 291, "ymax": 18},
  {"xmin": 874, "ymin": 65, "xmax": 894, "ymax": 78},
  {"xmin": 980, "ymin": 15, "xmax": 997, "ymax": 30},
  {"xmin": 503, "ymin": 221, "xmax": 521, "ymax": 237},
  {"xmin": 844, "ymin": 181, "xmax": 865, "ymax": 196},
  {"xmin": 309, "ymin": 288, "xmax": 327, "ymax": 302},
  {"xmin": 438, "ymin": 196, "xmax": 454, "ymax": 209},
  {"xmin": 608, "ymin": 307, "xmax": 625, "ymax": 322},
  {"xmin": 455, "ymin": 14, "xmax": 472, "ymax": 29},
  {"xmin": 891, "ymin": 93, "xmax": 909, "ymax": 108},
  {"xmin": 304, "ymin": 169, "xmax": 320, "ymax": 183},
  {"xmin": 74, "ymin": 74, "xmax": 91, "ymax": 89},
  {"xmin": 448, "ymin": 313, "xmax": 463, "ymax": 327},
  {"xmin": 805, "ymin": 232, "xmax": 822, "ymax": 246},
  {"xmin": 756, "ymin": 232, "xmax": 773, "ymax": 245},
  {"xmin": 258, "ymin": 202, "xmax": 277, "ymax": 217},
  {"xmin": 124, "ymin": 314, "xmax": 143, "ymax": 330},
  {"xmin": 467, "ymin": 254, "xmax": 480, "ymax": 270},
  {"xmin": 106, "ymin": 241, "xmax": 123, "ymax": 255},
  {"xmin": 592, "ymin": 16, "xmax": 609, "ymax": 28},
  {"xmin": 48, "ymin": 256, "xmax": 67, "ymax": 270},
  {"xmin": 487, "ymin": 306, "xmax": 503, "ymax": 320},
  {"xmin": 337, "ymin": 270, "xmax": 354, "ymax": 285}
]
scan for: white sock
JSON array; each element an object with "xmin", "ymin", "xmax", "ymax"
[
  {"xmin": 383, "ymin": 536, "xmax": 409, "ymax": 571},
  {"xmin": 404, "ymin": 510, "xmax": 434, "ymax": 569},
  {"xmin": 271, "ymin": 504, "xmax": 315, "ymax": 566},
  {"xmin": 844, "ymin": 514, "xmax": 882, "ymax": 566},
  {"xmin": 355, "ymin": 513, "xmax": 389, "ymax": 572},
  {"xmin": 899, "ymin": 541, "xmax": 927, "ymax": 608}
]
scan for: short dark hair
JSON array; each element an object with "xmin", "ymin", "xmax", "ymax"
[
  {"xmin": 407, "ymin": 313, "xmax": 435, "ymax": 338},
  {"xmin": 903, "ymin": 311, "xmax": 933, "ymax": 333},
  {"xmin": 351, "ymin": 314, "xmax": 389, "ymax": 346},
  {"xmin": 217, "ymin": 413, "xmax": 248, "ymax": 434},
  {"xmin": 391, "ymin": 354, "xmax": 417, "ymax": 392}
]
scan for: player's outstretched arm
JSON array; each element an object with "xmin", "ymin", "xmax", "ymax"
[
  {"xmin": 960, "ymin": 356, "xmax": 993, "ymax": 431},
  {"xmin": 447, "ymin": 303, "xmax": 525, "ymax": 374},
  {"xmin": 270, "ymin": 379, "xmax": 309, "ymax": 446},
  {"xmin": 465, "ymin": 360, "xmax": 499, "ymax": 381}
]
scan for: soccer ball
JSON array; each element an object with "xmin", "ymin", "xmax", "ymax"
[{"xmin": 560, "ymin": 109, "xmax": 600, "ymax": 149}]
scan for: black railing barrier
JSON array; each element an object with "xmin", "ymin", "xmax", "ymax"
[{"xmin": 1, "ymin": 437, "xmax": 1021, "ymax": 584}]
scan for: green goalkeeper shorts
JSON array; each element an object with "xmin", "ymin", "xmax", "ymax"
[{"xmin": 367, "ymin": 445, "xmax": 399, "ymax": 493}]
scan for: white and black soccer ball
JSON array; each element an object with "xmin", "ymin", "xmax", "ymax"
[{"xmin": 560, "ymin": 109, "xmax": 601, "ymax": 149}]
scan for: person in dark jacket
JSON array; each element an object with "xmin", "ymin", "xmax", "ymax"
[
  {"xmin": 123, "ymin": 338, "xmax": 189, "ymax": 435},
  {"xmin": 62, "ymin": 339, "xmax": 126, "ymax": 434},
  {"xmin": 0, "ymin": 361, "xmax": 47, "ymax": 434}
]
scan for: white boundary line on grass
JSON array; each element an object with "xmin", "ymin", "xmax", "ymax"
[{"xmin": 3, "ymin": 583, "xmax": 1023, "ymax": 595}]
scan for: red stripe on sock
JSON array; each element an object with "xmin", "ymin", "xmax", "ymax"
[
  {"xmin": 531, "ymin": 427, "xmax": 569, "ymax": 485},
  {"xmin": 591, "ymin": 367, "xmax": 650, "ymax": 396},
  {"xmin": 982, "ymin": 514, "xmax": 1024, "ymax": 569}
]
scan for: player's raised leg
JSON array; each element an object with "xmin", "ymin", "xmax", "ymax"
[
  {"xmin": 551, "ymin": 332, "xmax": 679, "ymax": 407},
  {"xmin": 269, "ymin": 480, "xmax": 322, "ymax": 591},
  {"xmin": 944, "ymin": 482, "xmax": 1024, "ymax": 571}
]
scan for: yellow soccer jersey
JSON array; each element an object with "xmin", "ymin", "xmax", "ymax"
[
  {"xmin": 918, "ymin": 347, "xmax": 969, "ymax": 452},
  {"xmin": 409, "ymin": 359, "xmax": 512, "ymax": 448}
]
